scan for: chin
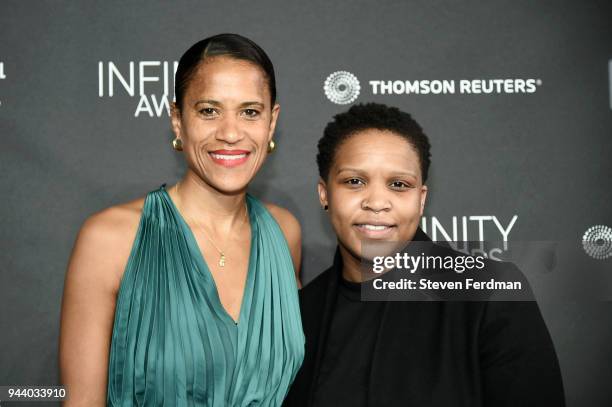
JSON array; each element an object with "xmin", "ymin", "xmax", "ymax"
[
  {"xmin": 203, "ymin": 175, "xmax": 249, "ymax": 194},
  {"xmin": 349, "ymin": 229, "xmax": 407, "ymax": 262},
  {"xmin": 214, "ymin": 183, "xmax": 249, "ymax": 195}
]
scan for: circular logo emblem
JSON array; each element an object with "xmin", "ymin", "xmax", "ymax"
[
  {"xmin": 582, "ymin": 225, "xmax": 612, "ymax": 260},
  {"xmin": 324, "ymin": 71, "xmax": 360, "ymax": 105}
]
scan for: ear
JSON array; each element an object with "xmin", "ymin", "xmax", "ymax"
[
  {"xmin": 317, "ymin": 178, "xmax": 329, "ymax": 209},
  {"xmin": 419, "ymin": 184, "xmax": 428, "ymax": 216},
  {"xmin": 170, "ymin": 102, "xmax": 183, "ymax": 139},
  {"xmin": 267, "ymin": 103, "xmax": 280, "ymax": 142}
]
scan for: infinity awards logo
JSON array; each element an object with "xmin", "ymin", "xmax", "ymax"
[
  {"xmin": 0, "ymin": 62, "xmax": 5, "ymax": 107},
  {"xmin": 324, "ymin": 71, "xmax": 361, "ymax": 105},
  {"xmin": 609, "ymin": 59, "xmax": 612, "ymax": 110}
]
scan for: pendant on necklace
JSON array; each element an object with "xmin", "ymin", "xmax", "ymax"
[{"xmin": 219, "ymin": 253, "xmax": 226, "ymax": 267}]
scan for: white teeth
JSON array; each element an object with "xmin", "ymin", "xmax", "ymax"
[
  {"xmin": 361, "ymin": 224, "xmax": 389, "ymax": 231},
  {"xmin": 211, "ymin": 153, "xmax": 247, "ymax": 160}
]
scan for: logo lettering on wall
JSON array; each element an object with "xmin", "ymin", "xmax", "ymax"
[
  {"xmin": 421, "ymin": 215, "xmax": 518, "ymax": 260},
  {"xmin": 324, "ymin": 71, "xmax": 543, "ymax": 104},
  {"xmin": 0, "ymin": 62, "xmax": 5, "ymax": 107},
  {"xmin": 370, "ymin": 79, "xmax": 542, "ymax": 95},
  {"xmin": 609, "ymin": 59, "xmax": 612, "ymax": 110},
  {"xmin": 98, "ymin": 61, "xmax": 178, "ymax": 117}
]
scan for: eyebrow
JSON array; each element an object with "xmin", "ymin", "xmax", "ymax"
[
  {"xmin": 335, "ymin": 167, "xmax": 365, "ymax": 175},
  {"xmin": 335, "ymin": 167, "xmax": 418, "ymax": 178},
  {"xmin": 194, "ymin": 99, "xmax": 265, "ymax": 109}
]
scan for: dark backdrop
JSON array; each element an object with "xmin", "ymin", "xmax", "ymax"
[{"xmin": 1, "ymin": 1, "xmax": 611, "ymax": 405}]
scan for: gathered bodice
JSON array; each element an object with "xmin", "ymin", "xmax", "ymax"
[{"xmin": 107, "ymin": 185, "xmax": 304, "ymax": 406}]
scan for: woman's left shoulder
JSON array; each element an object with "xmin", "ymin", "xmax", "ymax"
[
  {"xmin": 262, "ymin": 203, "xmax": 302, "ymax": 282},
  {"xmin": 263, "ymin": 203, "xmax": 301, "ymax": 242}
]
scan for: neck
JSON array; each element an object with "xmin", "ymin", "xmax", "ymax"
[
  {"xmin": 339, "ymin": 244, "xmax": 368, "ymax": 283},
  {"xmin": 341, "ymin": 243, "xmax": 406, "ymax": 283},
  {"xmin": 172, "ymin": 170, "xmax": 248, "ymax": 235}
]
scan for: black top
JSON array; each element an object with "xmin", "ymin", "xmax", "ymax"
[
  {"xmin": 311, "ymin": 277, "xmax": 384, "ymax": 407},
  {"xmin": 284, "ymin": 228, "xmax": 565, "ymax": 407}
]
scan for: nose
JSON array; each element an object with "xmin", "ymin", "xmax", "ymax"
[
  {"xmin": 361, "ymin": 183, "xmax": 392, "ymax": 213},
  {"xmin": 216, "ymin": 115, "xmax": 244, "ymax": 144}
]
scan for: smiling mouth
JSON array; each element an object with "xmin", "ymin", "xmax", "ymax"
[
  {"xmin": 354, "ymin": 223, "xmax": 397, "ymax": 238},
  {"xmin": 208, "ymin": 150, "xmax": 250, "ymax": 167},
  {"xmin": 210, "ymin": 153, "xmax": 248, "ymax": 160},
  {"xmin": 357, "ymin": 224, "xmax": 392, "ymax": 231}
]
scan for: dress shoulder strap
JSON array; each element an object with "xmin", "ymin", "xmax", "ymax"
[
  {"xmin": 138, "ymin": 183, "xmax": 181, "ymax": 228},
  {"xmin": 115, "ymin": 184, "xmax": 187, "ymax": 297}
]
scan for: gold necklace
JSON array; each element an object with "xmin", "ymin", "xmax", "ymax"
[{"xmin": 173, "ymin": 182, "xmax": 248, "ymax": 267}]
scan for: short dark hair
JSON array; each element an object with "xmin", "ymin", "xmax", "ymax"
[
  {"xmin": 174, "ymin": 33, "xmax": 276, "ymax": 110},
  {"xmin": 317, "ymin": 103, "xmax": 432, "ymax": 183}
]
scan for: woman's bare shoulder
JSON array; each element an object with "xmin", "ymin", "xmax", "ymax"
[
  {"xmin": 263, "ymin": 202, "xmax": 301, "ymax": 243},
  {"xmin": 70, "ymin": 195, "xmax": 147, "ymax": 291},
  {"xmin": 88, "ymin": 195, "xmax": 145, "ymax": 228},
  {"xmin": 60, "ymin": 195, "xmax": 149, "ymax": 400},
  {"xmin": 263, "ymin": 202, "xmax": 302, "ymax": 280}
]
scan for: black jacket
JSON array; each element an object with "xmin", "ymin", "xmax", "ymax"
[{"xmin": 285, "ymin": 229, "xmax": 565, "ymax": 406}]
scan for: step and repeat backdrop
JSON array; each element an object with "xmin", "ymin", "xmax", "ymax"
[{"xmin": 1, "ymin": 1, "xmax": 611, "ymax": 405}]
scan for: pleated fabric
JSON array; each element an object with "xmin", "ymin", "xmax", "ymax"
[{"xmin": 107, "ymin": 184, "xmax": 305, "ymax": 406}]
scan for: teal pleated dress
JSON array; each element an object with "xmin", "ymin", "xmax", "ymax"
[{"xmin": 107, "ymin": 184, "xmax": 305, "ymax": 406}]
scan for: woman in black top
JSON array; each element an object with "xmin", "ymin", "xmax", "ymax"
[{"xmin": 284, "ymin": 103, "xmax": 564, "ymax": 406}]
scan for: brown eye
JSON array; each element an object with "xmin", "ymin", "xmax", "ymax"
[
  {"xmin": 242, "ymin": 109, "xmax": 260, "ymax": 118},
  {"xmin": 199, "ymin": 107, "xmax": 217, "ymax": 116},
  {"xmin": 345, "ymin": 178, "xmax": 365, "ymax": 186},
  {"xmin": 390, "ymin": 181, "xmax": 411, "ymax": 189}
]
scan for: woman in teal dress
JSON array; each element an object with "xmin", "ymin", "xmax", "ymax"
[{"xmin": 59, "ymin": 34, "xmax": 304, "ymax": 406}]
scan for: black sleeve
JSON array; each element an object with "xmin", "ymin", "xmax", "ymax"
[{"xmin": 478, "ymin": 288, "xmax": 565, "ymax": 406}]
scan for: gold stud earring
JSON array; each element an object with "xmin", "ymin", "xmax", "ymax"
[
  {"xmin": 267, "ymin": 140, "xmax": 276, "ymax": 153},
  {"xmin": 172, "ymin": 138, "xmax": 183, "ymax": 151}
]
